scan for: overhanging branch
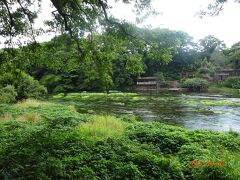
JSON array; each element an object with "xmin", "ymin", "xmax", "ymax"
[{"xmin": 98, "ymin": 0, "xmax": 152, "ymax": 46}]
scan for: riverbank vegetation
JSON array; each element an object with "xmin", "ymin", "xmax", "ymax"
[{"xmin": 0, "ymin": 99, "xmax": 240, "ymax": 179}]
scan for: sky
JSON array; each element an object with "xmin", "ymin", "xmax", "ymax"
[
  {"xmin": 1, "ymin": 0, "xmax": 240, "ymax": 48},
  {"xmin": 109, "ymin": 0, "xmax": 240, "ymax": 47}
]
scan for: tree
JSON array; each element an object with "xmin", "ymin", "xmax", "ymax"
[
  {"xmin": 0, "ymin": 0, "xmax": 155, "ymax": 46},
  {"xmin": 224, "ymin": 42, "xmax": 240, "ymax": 69},
  {"xmin": 0, "ymin": 0, "xmax": 161, "ymax": 93},
  {"xmin": 141, "ymin": 28, "xmax": 197, "ymax": 79},
  {"xmin": 198, "ymin": 35, "xmax": 226, "ymax": 61}
]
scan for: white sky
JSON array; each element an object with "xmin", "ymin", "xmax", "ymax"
[
  {"xmin": 1, "ymin": 0, "xmax": 240, "ymax": 48},
  {"xmin": 109, "ymin": 0, "xmax": 240, "ymax": 47}
]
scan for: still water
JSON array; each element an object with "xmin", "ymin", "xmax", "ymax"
[{"xmin": 57, "ymin": 93, "xmax": 240, "ymax": 132}]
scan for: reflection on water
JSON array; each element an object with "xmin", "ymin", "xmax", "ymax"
[{"xmin": 58, "ymin": 93, "xmax": 240, "ymax": 132}]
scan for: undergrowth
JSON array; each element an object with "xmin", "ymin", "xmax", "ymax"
[{"xmin": 0, "ymin": 99, "xmax": 239, "ymax": 179}]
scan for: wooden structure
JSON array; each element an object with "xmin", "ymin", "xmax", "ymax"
[
  {"xmin": 180, "ymin": 69, "xmax": 240, "ymax": 82},
  {"xmin": 214, "ymin": 69, "xmax": 240, "ymax": 81},
  {"xmin": 180, "ymin": 72, "xmax": 195, "ymax": 79},
  {"xmin": 136, "ymin": 77, "xmax": 160, "ymax": 91}
]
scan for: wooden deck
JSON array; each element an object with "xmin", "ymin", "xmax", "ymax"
[{"xmin": 136, "ymin": 77, "xmax": 159, "ymax": 91}]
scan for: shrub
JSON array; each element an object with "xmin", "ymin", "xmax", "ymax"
[
  {"xmin": 198, "ymin": 67, "xmax": 213, "ymax": 75},
  {"xmin": 178, "ymin": 144, "xmax": 240, "ymax": 180},
  {"xmin": 0, "ymin": 85, "xmax": 17, "ymax": 103},
  {"xmin": 197, "ymin": 59, "xmax": 216, "ymax": 77},
  {"xmin": 127, "ymin": 123, "xmax": 189, "ymax": 154},
  {"xmin": 0, "ymin": 72, "xmax": 47, "ymax": 100},
  {"xmin": 182, "ymin": 78, "xmax": 209, "ymax": 92},
  {"xmin": 16, "ymin": 72, "xmax": 47, "ymax": 99},
  {"xmin": 219, "ymin": 76, "xmax": 240, "ymax": 89},
  {"xmin": 154, "ymin": 72, "xmax": 165, "ymax": 81},
  {"xmin": 40, "ymin": 74, "xmax": 62, "ymax": 93},
  {"xmin": 0, "ymin": 72, "xmax": 14, "ymax": 85}
]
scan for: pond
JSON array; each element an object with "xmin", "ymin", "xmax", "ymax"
[{"xmin": 53, "ymin": 92, "xmax": 240, "ymax": 132}]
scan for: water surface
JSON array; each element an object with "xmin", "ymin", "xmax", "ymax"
[{"xmin": 54, "ymin": 93, "xmax": 240, "ymax": 132}]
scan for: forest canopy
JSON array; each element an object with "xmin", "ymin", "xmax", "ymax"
[{"xmin": 0, "ymin": 0, "xmax": 239, "ymax": 93}]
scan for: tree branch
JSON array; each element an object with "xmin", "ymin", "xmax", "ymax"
[
  {"xmin": 2, "ymin": 0, "xmax": 14, "ymax": 33},
  {"xmin": 98, "ymin": 0, "xmax": 152, "ymax": 46},
  {"xmin": 50, "ymin": 0, "xmax": 72, "ymax": 34},
  {"xmin": 16, "ymin": 0, "xmax": 36, "ymax": 42}
]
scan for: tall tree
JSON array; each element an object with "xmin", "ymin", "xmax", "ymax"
[
  {"xmin": 198, "ymin": 35, "xmax": 226, "ymax": 61},
  {"xmin": 141, "ymin": 28, "xmax": 195, "ymax": 78},
  {"xmin": 224, "ymin": 42, "xmax": 240, "ymax": 69}
]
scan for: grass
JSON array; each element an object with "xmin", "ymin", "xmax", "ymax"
[
  {"xmin": 0, "ymin": 98, "xmax": 80, "ymax": 120},
  {"xmin": 15, "ymin": 98, "xmax": 52, "ymax": 108},
  {"xmin": 77, "ymin": 115, "xmax": 124, "ymax": 140},
  {"xmin": 0, "ymin": 94, "xmax": 240, "ymax": 179},
  {"xmin": 0, "ymin": 112, "xmax": 41, "ymax": 123},
  {"xmin": 208, "ymin": 85, "xmax": 240, "ymax": 97},
  {"xmin": 0, "ymin": 113, "xmax": 13, "ymax": 122},
  {"xmin": 16, "ymin": 112, "xmax": 41, "ymax": 123}
]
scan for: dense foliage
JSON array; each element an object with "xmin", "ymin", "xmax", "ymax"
[
  {"xmin": 0, "ymin": 71, "xmax": 47, "ymax": 100},
  {"xmin": 0, "ymin": 26, "xmax": 204, "ymax": 93},
  {"xmin": 0, "ymin": 85, "xmax": 17, "ymax": 103},
  {"xmin": 182, "ymin": 78, "xmax": 209, "ymax": 92},
  {"xmin": 0, "ymin": 99, "xmax": 239, "ymax": 179},
  {"xmin": 0, "ymin": 100, "xmax": 240, "ymax": 179},
  {"xmin": 219, "ymin": 76, "xmax": 240, "ymax": 89},
  {"xmin": 224, "ymin": 42, "xmax": 240, "ymax": 69}
]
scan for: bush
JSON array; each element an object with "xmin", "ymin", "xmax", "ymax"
[
  {"xmin": 0, "ymin": 85, "xmax": 17, "ymax": 103},
  {"xmin": 182, "ymin": 78, "xmax": 209, "ymax": 92},
  {"xmin": 16, "ymin": 72, "xmax": 47, "ymax": 99},
  {"xmin": 0, "ymin": 71, "xmax": 47, "ymax": 100},
  {"xmin": 154, "ymin": 72, "xmax": 165, "ymax": 81},
  {"xmin": 196, "ymin": 59, "xmax": 216, "ymax": 78},
  {"xmin": 127, "ymin": 122, "xmax": 189, "ymax": 154},
  {"xmin": 40, "ymin": 74, "xmax": 62, "ymax": 93},
  {"xmin": 198, "ymin": 67, "xmax": 213, "ymax": 75},
  {"xmin": 219, "ymin": 76, "xmax": 240, "ymax": 89}
]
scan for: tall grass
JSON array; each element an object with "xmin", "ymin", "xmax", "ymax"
[
  {"xmin": 0, "ymin": 113, "xmax": 13, "ymax": 122},
  {"xmin": 17, "ymin": 112, "xmax": 41, "ymax": 123},
  {"xmin": 15, "ymin": 99, "xmax": 51, "ymax": 108},
  {"xmin": 0, "ymin": 112, "xmax": 41, "ymax": 122},
  {"xmin": 77, "ymin": 115, "xmax": 124, "ymax": 140}
]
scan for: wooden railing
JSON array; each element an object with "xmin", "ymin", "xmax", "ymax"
[{"xmin": 137, "ymin": 81, "xmax": 157, "ymax": 85}]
